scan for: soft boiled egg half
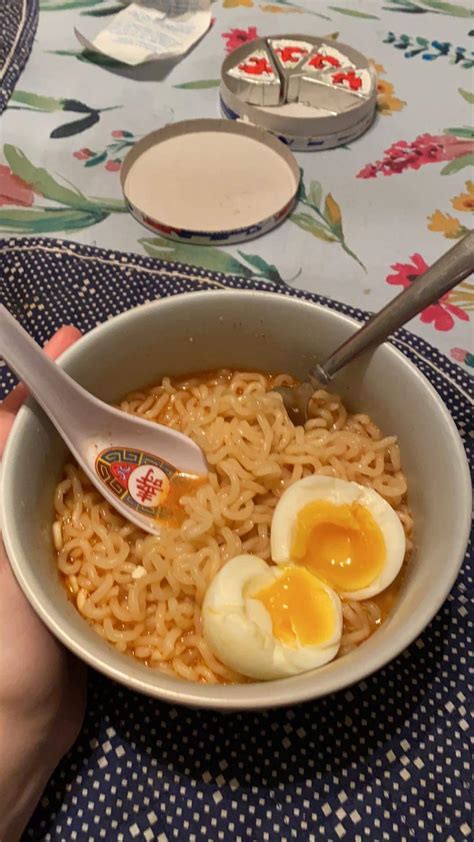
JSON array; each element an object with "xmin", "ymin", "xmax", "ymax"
[
  {"xmin": 272, "ymin": 475, "xmax": 406, "ymax": 601},
  {"xmin": 202, "ymin": 555, "xmax": 342, "ymax": 680},
  {"xmin": 202, "ymin": 476, "xmax": 406, "ymax": 680}
]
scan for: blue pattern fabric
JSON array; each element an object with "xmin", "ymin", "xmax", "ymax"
[
  {"xmin": 0, "ymin": 237, "xmax": 471, "ymax": 842},
  {"xmin": 0, "ymin": 0, "xmax": 38, "ymax": 115}
]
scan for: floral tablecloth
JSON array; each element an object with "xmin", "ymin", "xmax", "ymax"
[{"xmin": 1, "ymin": 0, "xmax": 473, "ymax": 367}]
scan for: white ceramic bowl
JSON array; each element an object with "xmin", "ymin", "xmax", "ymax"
[{"xmin": 2, "ymin": 292, "xmax": 471, "ymax": 710}]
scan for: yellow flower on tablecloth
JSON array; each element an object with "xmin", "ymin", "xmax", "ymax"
[
  {"xmin": 451, "ymin": 180, "xmax": 474, "ymax": 213},
  {"xmin": 260, "ymin": 4, "xmax": 302, "ymax": 11},
  {"xmin": 223, "ymin": 0, "xmax": 254, "ymax": 8},
  {"xmin": 378, "ymin": 94, "xmax": 405, "ymax": 115},
  {"xmin": 369, "ymin": 60, "xmax": 406, "ymax": 117},
  {"xmin": 450, "ymin": 283, "xmax": 474, "ymax": 311},
  {"xmin": 427, "ymin": 211, "xmax": 464, "ymax": 239},
  {"xmin": 375, "ymin": 79, "xmax": 405, "ymax": 116},
  {"xmin": 378, "ymin": 79, "xmax": 394, "ymax": 97},
  {"xmin": 377, "ymin": 79, "xmax": 405, "ymax": 115}
]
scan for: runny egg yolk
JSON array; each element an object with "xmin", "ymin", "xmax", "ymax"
[
  {"xmin": 291, "ymin": 500, "xmax": 386, "ymax": 592},
  {"xmin": 253, "ymin": 567, "xmax": 336, "ymax": 647}
]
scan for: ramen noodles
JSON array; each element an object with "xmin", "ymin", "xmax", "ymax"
[{"xmin": 53, "ymin": 370, "xmax": 413, "ymax": 684}]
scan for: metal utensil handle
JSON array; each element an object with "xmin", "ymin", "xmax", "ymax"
[{"xmin": 313, "ymin": 230, "xmax": 474, "ymax": 384}]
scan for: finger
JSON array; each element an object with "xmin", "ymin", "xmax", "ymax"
[
  {"xmin": 1, "ymin": 325, "xmax": 82, "ymax": 413},
  {"xmin": 0, "ymin": 325, "xmax": 82, "ymax": 456}
]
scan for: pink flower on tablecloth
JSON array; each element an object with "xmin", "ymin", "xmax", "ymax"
[
  {"xmin": 357, "ymin": 134, "xmax": 474, "ymax": 179},
  {"xmin": 387, "ymin": 253, "xmax": 429, "ymax": 286},
  {"xmin": 451, "ymin": 348, "xmax": 474, "ymax": 367},
  {"xmin": 0, "ymin": 164, "xmax": 35, "ymax": 207},
  {"xmin": 105, "ymin": 159, "xmax": 121, "ymax": 172},
  {"xmin": 387, "ymin": 253, "xmax": 469, "ymax": 332},
  {"xmin": 222, "ymin": 26, "xmax": 259, "ymax": 54},
  {"xmin": 73, "ymin": 148, "xmax": 93, "ymax": 161}
]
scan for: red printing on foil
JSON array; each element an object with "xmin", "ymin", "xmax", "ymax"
[
  {"xmin": 331, "ymin": 70, "xmax": 362, "ymax": 91},
  {"xmin": 276, "ymin": 46, "xmax": 309, "ymax": 64},
  {"xmin": 238, "ymin": 56, "xmax": 273, "ymax": 76},
  {"xmin": 309, "ymin": 53, "xmax": 341, "ymax": 70}
]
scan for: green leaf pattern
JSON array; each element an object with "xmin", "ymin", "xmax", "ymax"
[
  {"xmin": 10, "ymin": 91, "xmax": 63, "ymax": 111},
  {"xmin": 458, "ymin": 88, "xmax": 474, "ymax": 104},
  {"xmin": 4, "ymin": 146, "xmax": 91, "ymax": 208},
  {"xmin": 383, "ymin": 0, "xmax": 473, "ymax": 16},
  {"xmin": 328, "ymin": 7, "xmax": 380, "ymax": 18},
  {"xmin": 440, "ymin": 153, "xmax": 474, "ymax": 175},
  {"xmin": 137, "ymin": 235, "xmax": 294, "ymax": 285},
  {"xmin": 0, "ymin": 207, "xmax": 109, "ymax": 234},
  {"xmin": 174, "ymin": 80, "xmax": 220, "ymax": 90},
  {"xmin": 291, "ymin": 181, "xmax": 365, "ymax": 270},
  {"xmin": 0, "ymin": 146, "xmax": 126, "ymax": 234},
  {"xmin": 8, "ymin": 90, "xmax": 120, "ymax": 138}
]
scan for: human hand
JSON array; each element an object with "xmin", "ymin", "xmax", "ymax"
[{"xmin": 0, "ymin": 326, "xmax": 87, "ymax": 842}]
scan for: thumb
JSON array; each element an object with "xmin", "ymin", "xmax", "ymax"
[{"xmin": 0, "ymin": 325, "xmax": 82, "ymax": 457}]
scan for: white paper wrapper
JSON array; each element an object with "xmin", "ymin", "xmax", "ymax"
[{"xmin": 75, "ymin": 0, "xmax": 211, "ymax": 67}]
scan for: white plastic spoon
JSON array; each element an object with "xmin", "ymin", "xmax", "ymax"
[{"xmin": 0, "ymin": 304, "xmax": 208, "ymax": 535}]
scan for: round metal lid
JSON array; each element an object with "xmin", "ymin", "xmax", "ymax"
[{"xmin": 121, "ymin": 119, "xmax": 300, "ymax": 245}]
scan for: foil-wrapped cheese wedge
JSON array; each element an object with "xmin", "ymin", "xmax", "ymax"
[
  {"xmin": 227, "ymin": 47, "xmax": 281, "ymax": 107},
  {"xmin": 268, "ymin": 38, "xmax": 314, "ymax": 101},
  {"xmin": 287, "ymin": 43, "xmax": 355, "ymax": 104},
  {"xmin": 298, "ymin": 65, "xmax": 375, "ymax": 112}
]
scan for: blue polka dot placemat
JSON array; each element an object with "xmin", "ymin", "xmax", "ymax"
[
  {"xmin": 0, "ymin": 0, "xmax": 38, "ymax": 115},
  {"xmin": 0, "ymin": 237, "xmax": 471, "ymax": 842}
]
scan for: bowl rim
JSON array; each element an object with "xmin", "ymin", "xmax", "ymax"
[{"xmin": 1, "ymin": 291, "xmax": 472, "ymax": 709}]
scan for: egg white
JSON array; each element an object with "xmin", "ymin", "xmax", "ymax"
[
  {"xmin": 202, "ymin": 554, "xmax": 342, "ymax": 681},
  {"xmin": 271, "ymin": 475, "xmax": 406, "ymax": 601}
]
